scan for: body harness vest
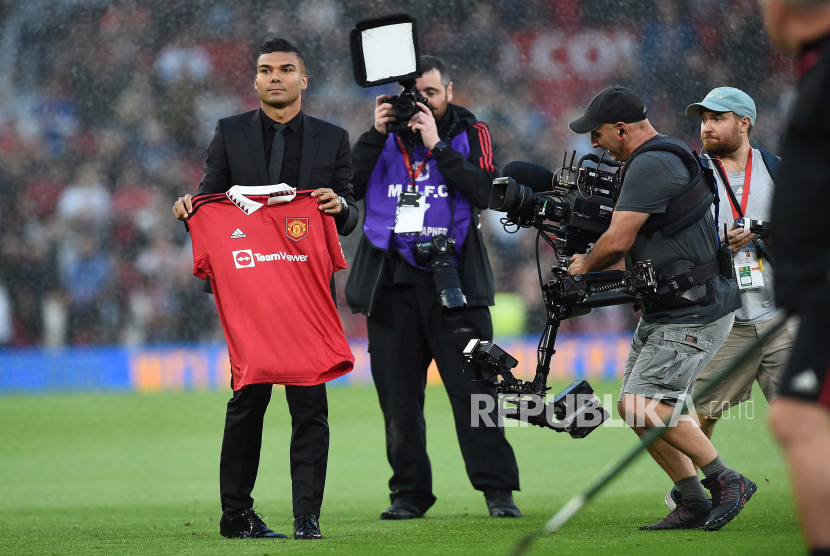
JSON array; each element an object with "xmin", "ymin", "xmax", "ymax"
[{"xmin": 620, "ymin": 135, "xmax": 724, "ymax": 308}]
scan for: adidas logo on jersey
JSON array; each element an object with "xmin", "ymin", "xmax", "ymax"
[{"xmin": 230, "ymin": 228, "xmax": 246, "ymax": 239}]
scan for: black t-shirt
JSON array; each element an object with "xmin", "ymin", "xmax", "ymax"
[
  {"xmin": 616, "ymin": 140, "xmax": 741, "ymax": 324},
  {"xmin": 772, "ymin": 34, "xmax": 830, "ymax": 314}
]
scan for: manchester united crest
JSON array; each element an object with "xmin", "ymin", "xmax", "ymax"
[{"xmin": 285, "ymin": 218, "xmax": 309, "ymax": 241}]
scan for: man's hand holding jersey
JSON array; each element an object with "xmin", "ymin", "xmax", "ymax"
[
  {"xmin": 173, "ymin": 194, "xmax": 193, "ymax": 221},
  {"xmin": 311, "ymin": 188, "xmax": 343, "ymax": 215},
  {"xmin": 174, "ymin": 189, "xmax": 343, "ymax": 221}
]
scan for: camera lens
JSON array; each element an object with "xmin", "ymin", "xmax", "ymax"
[
  {"xmin": 488, "ymin": 179, "xmax": 535, "ymax": 217},
  {"xmin": 392, "ymin": 96, "xmax": 417, "ymax": 120},
  {"xmin": 430, "ymin": 254, "xmax": 467, "ymax": 318}
]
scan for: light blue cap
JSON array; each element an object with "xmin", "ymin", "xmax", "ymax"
[{"xmin": 685, "ymin": 87, "xmax": 756, "ymax": 125}]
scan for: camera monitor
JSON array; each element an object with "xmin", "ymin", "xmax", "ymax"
[{"xmin": 349, "ymin": 13, "xmax": 421, "ymax": 87}]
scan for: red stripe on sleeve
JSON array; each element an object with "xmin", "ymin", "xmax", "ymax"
[
  {"xmin": 474, "ymin": 122, "xmax": 494, "ymax": 172},
  {"xmin": 474, "ymin": 123, "xmax": 488, "ymax": 172},
  {"xmin": 483, "ymin": 124, "xmax": 494, "ymax": 172}
]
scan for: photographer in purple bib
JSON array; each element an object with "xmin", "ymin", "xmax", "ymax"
[{"xmin": 345, "ymin": 56, "xmax": 521, "ymax": 519}]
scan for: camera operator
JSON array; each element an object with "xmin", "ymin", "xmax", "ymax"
[
  {"xmin": 567, "ymin": 86, "xmax": 754, "ymax": 531},
  {"xmin": 654, "ymin": 88, "xmax": 798, "ymax": 512},
  {"xmin": 345, "ymin": 56, "xmax": 521, "ymax": 520},
  {"xmin": 760, "ymin": 1, "xmax": 830, "ymax": 554}
]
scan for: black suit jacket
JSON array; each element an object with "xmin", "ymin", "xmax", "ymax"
[
  {"xmin": 198, "ymin": 109, "xmax": 359, "ymax": 235},
  {"xmin": 196, "ymin": 109, "xmax": 359, "ymax": 294}
]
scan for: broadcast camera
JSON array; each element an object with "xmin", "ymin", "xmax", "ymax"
[{"xmin": 489, "ymin": 152, "xmax": 622, "ymax": 256}]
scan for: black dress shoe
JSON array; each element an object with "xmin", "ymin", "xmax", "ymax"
[
  {"xmin": 219, "ymin": 508, "xmax": 287, "ymax": 539},
  {"xmin": 379, "ymin": 501, "xmax": 425, "ymax": 520},
  {"xmin": 293, "ymin": 513, "xmax": 323, "ymax": 539},
  {"xmin": 484, "ymin": 489, "xmax": 523, "ymax": 518}
]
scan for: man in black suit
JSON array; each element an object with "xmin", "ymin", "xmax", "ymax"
[{"xmin": 173, "ymin": 37, "xmax": 357, "ymax": 540}]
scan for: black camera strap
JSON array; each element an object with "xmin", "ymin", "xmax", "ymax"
[{"xmin": 654, "ymin": 258, "xmax": 721, "ymax": 298}]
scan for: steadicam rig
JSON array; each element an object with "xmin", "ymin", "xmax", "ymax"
[
  {"xmin": 545, "ymin": 261, "xmax": 657, "ymax": 320},
  {"xmin": 463, "ymin": 262, "xmax": 659, "ymax": 438}
]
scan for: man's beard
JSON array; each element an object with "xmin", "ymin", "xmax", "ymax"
[
  {"xmin": 433, "ymin": 102, "xmax": 449, "ymax": 125},
  {"xmin": 702, "ymin": 126, "xmax": 742, "ymax": 156}
]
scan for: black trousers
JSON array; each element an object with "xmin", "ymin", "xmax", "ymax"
[
  {"xmin": 367, "ymin": 284, "xmax": 520, "ymax": 512},
  {"xmin": 219, "ymin": 382, "xmax": 328, "ymax": 517}
]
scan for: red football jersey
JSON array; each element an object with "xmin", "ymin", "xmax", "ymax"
[{"xmin": 187, "ymin": 185, "xmax": 354, "ymax": 389}]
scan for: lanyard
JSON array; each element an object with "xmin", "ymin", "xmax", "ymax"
[
  {"xmin": 396, "ymin": 136, "xmax": 432, "ymax": 188},
  {"xmin": 716, "ymin": 150, "xmax": 753, "ymax": 220}
]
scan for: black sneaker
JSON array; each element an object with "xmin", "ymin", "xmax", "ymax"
[
  {"xmin": 702, "ymin": 470, "xmax": 757, "ymax": 531},
  {"xmin": 638, "ymin": 496, "xmax": 711, "ymax": 530},
  {"xmin": 219, "ymin": 508, "xmax": 287, "ymax": 539}
]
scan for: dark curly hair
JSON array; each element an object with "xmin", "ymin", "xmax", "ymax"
[{"xmin": 258, "ymin": 37, "xmax": 306, "ymax": 73}]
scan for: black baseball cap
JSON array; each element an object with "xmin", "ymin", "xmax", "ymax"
[{"xmin": 568, "ymin": 85, "xmax": 648, "ymax": 134}]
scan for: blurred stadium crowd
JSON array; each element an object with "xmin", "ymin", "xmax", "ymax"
[{"xmin": 0, "ymin": 0, "xmax": 793, "ymax": 346}]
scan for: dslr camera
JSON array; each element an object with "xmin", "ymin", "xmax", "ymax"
[
  {"xmin": 385, "ymin": 79, "xmax": 431, "ymax": 134},
  {"xmin": 735, "ymin": 218, "xmax": 771, "ymax": 239},
  {"xmin": 415, "ymin": 234, "xmax": 467, "ymax": 316}
]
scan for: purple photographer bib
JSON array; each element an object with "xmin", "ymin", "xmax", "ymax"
[{"xmin": 364, "ymin": 133, "xmax": 472, "ymax": 270}]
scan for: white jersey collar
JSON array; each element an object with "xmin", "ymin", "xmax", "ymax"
[{"xmin": 226, "ymin": 184, "xmax": 296, "ymax": 215}]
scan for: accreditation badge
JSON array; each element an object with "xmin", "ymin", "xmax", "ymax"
[
  {"xmin": 393, "ymin": 190, "xmax": 426, "ymax": 234},
  {"xmin": 734, "ymin": 246, "xmax": 764, "ymax": 290}
]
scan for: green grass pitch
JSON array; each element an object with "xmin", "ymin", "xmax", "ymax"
[{"xmin": 0, "ymin": 381, "xmax": 805, "ymax": 555}]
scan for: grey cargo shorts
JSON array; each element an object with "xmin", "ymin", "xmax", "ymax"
[{"xmin": 619, "ymin": 312, "xmax": 735, "ymax": 406}]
